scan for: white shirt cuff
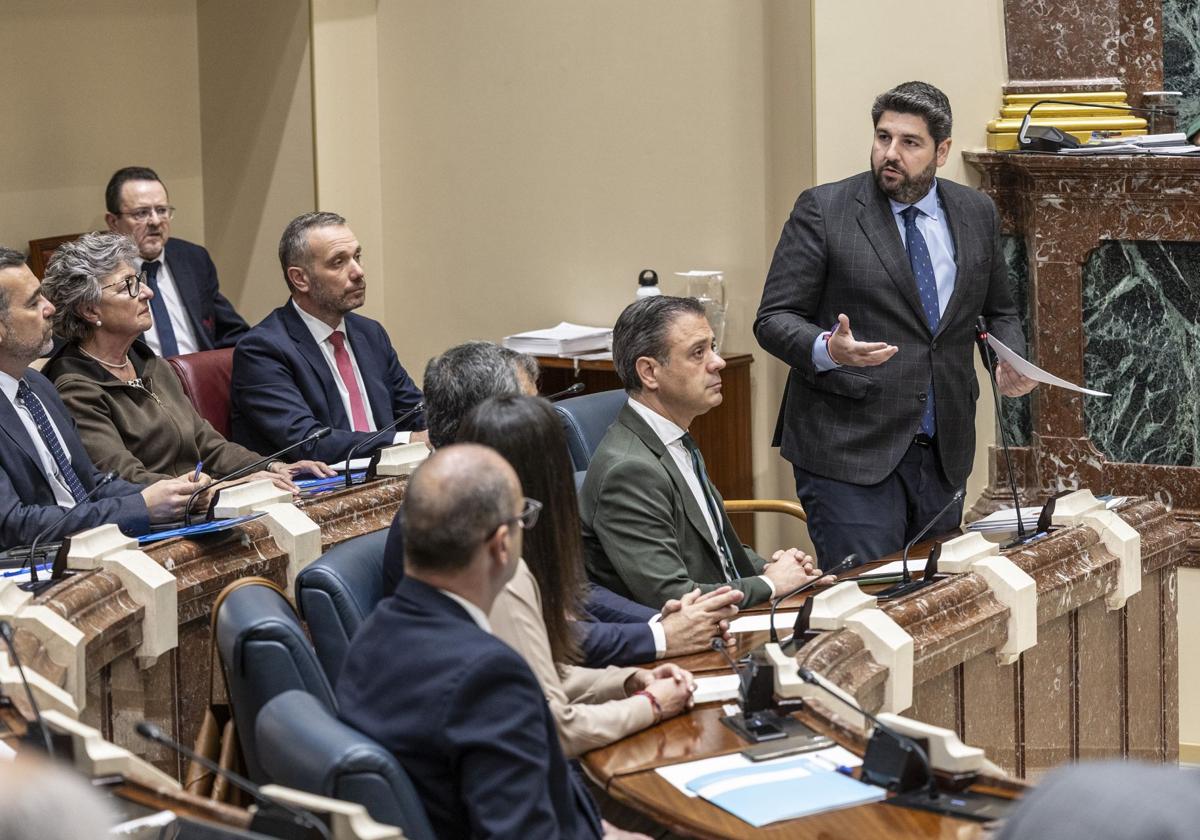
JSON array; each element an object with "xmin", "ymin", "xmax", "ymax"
[
  {"xmin": 759, "ymin": 575, "xmax": 776, "ymax": 598},
  {"xmin": 648, "ymin": 615, "xmax": 667, "ymax": 657},
  {"xmin": 392, "ymin": 431, "xmax": 412, "ymax": 445}
]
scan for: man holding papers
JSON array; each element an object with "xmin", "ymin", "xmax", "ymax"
[{"xmin": 755, "ymin": 80, "xmax": 1037, "ymax": 566}]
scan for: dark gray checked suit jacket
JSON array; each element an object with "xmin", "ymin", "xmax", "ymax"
[{"xmin": 754, "ymin": 171, "xmax": 1025, "ymax": 488}]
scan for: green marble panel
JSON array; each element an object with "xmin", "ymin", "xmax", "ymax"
[
  {"xmin": 1163, "ymin": 0, "xmax": 1200, "ymax": 131},
  {"xmin": 998, "ymin": 235, "xmax": 1032, "ymax": 447},
  {"xmin": 1083, "ymin": 241, "xmax": 1200, "ymax": 467}
]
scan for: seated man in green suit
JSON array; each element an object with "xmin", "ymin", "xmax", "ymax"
[{"xmin": 581, "ymin": 296, "xmax": 831, "ymax": 609}]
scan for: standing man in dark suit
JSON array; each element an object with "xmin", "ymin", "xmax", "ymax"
[
  {"xmin": 755, "ymin": 81, "xmax": 1037, "ymax": 567},
  {"xmin": 230, "ymin": 212, "xmax": 426, "ymax": 464},
  {"xmin": 104, "ymin": 167, "xmax": 248, "ymax": 354},
  {"xmin": 581, "ymin": 296, "xmax": 829, "ymax": 609},
  {"xmin": 0, "ymin": 247, "xmax": 196, "ymax": 549},
  {"xmin": 337, "ymin": 444, "xmax": 644, "ymax": 840}
]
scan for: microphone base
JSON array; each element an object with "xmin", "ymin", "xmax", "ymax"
[
  {"xmin": 719, "ymin": 709, "xmax": 800, "ymax": 743},
  {"xmin": 875, "ymin": 577, "xmax": 937, "ymax": 601},
  {"xmin": 885, "ymin": 787, "xmax": 1018, "ymax": 823},
  {"xmin": 18, "ymin": 571, "xmax": 73, "ymax": 595}
]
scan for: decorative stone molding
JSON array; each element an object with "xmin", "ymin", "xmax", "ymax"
[
  {"xmin": 1050, "ymin": 489, "xmax": 1106, "ymax": 527},
  {"xmin": 937, "ymin": 531, "xmax": 1000, "ymax": 574},
  {"xmin": 0, "ymin": 651, "xmax": 77, "ymax": 717},
  {"xmin": 843, "ymin": 609, "xmax": 914, "ymax": 714},
  {"xmin": 374, "ymin": 442, "xmax": 431, "ymax": 478},
  {"xmin": 259, "ymin": 784, "xmax": 405, "ymax": 840},
  {"xmin": 43, "ymin": 709, "xmax": 180, "ymax": 790},
  {"xmin": 1081, "ymin": 508, "xmax": 1142, "ymax": 609},
  {"xmin": 969, "ymin": 556, "xmax": 1038, "ymax": 665},
  {"xmin": 876, "ymin": 712, "xmax": 988, "ymax": 774},
  {"xmin": 258, "ymin": 504, "xmax": 322, "ymax": 589},
  {"xmin": 807, "ymin": 582, "xmax": 875, "ymax": 631},
  {"xmin": 212, "ymin": 479, "xmax": 292, "ymax": 518}
]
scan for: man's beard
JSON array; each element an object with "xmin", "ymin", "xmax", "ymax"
[{"xmin": 872, "ymin": 156, "xmax": 937, "ymax": 204}]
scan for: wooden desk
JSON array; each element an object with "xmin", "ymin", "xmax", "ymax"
[
  {"xmin": 536, "ymin": 352, "xmax": 756, "ymax": 545},
  {"xmin": 583, "ymin": 499, "xmax": 1188, "ymax": 836}
]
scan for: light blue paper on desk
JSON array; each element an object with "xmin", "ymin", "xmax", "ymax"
[
  {"xmin": 296, "ymin": 473, "xmax": 367, "ymax": 495},
  {"xmin": 137, "ymin": 513, "xmax": 267, "ymax": 545},
  {"xmin": 685, "ymin": 756, "xmax": 884, "ymax": 827}
]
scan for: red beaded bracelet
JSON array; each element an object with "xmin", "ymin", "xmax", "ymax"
[{"xmin": 634, "ymin": 690, "xmax": 662, "ymax": 722}]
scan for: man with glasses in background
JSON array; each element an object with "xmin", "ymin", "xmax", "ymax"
[{"xmin": 104, "ymin": 166, "xmax": 248, "ymax": 355}]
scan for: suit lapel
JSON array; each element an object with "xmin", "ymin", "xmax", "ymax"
[
  {"xmin": 618, "ymin": 405, "xmax": 724, "ymax": 562},
  {"xmin": 162, "ymin": 241, "xmax": 214, "ymax": 351},
  {"xmin": 856, "ymin": 176, "xmax": 932, "ymax": 332},
  {"xmin": 280, "ymin": 303, "xmax": 350, "ymax": 429},
  {"xmin": 0, "ymin": 387, "xmax": 46, "ymax": 478},
  {"xmin": 933, "ymin": 184, "xmax": 971, "ymax": 335}
]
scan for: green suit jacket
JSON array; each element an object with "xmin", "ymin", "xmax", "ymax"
[{"xmin": 580, "ymin": 402, "xmax": 772, "ymax": 608}]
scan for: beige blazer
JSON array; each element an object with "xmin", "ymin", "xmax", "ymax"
[{"xmin": 489, "ymin": 559, "xmax": 655, "ymax": 758}]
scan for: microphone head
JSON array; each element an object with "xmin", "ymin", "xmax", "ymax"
[
  {"xmin": 836, "ymin": 554, "xmax": 858, "ymax": 571},
  {"xmin": 98, "ymin": 471, "xmax": 117, "ymax": 487},
  {"xmin": 0, "ymin": 621, "xmax": 12, "ymax": 643},
  {"xmin": 797, "ymin": 666, "xmax": 817, "ymax": 685},
  {"xmin": 953, "ymin": 489, "xmax": 965, "ymax": 502},
  {"xmin": 710, "ymin": 637, "xmax": 725, "ymax": 652},
  {"xmin": 313, "ymin": 427, "xmax": 332, "ymax": 440},
  {"xmin": 134, "ymin": 720, "xmax": 162, "ymax": 741}
]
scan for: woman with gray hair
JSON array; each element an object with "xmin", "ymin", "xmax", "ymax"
[{"xmin": 40, "ymin": 231, "xmax": 333, "ymax": 496}]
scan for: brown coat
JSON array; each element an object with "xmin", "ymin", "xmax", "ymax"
[{"xmin": 43, "ymin": 341, "xmax": 262, "ymax": 484}]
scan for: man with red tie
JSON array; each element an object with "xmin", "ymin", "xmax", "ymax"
[{"xmin": 230, "ymin": 212, "xmax": 427, "ymax": 464}]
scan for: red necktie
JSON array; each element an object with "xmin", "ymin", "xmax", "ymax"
[{"xmin": 328, "ymin": 330, "xmax": 370, "ymax": 432}]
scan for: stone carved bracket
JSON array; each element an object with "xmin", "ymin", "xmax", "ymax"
[
  {"xmin": 212, "ymin": 479, "xmax": 292, "ymax": 518},
  {"xmin": 807, "ymin": 582, "xmax": 875, "ymax": 630},
  {"xmin": 843, "ymin": 609, "xmax": 914, "ymax": 714}
]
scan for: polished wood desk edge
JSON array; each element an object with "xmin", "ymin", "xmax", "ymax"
[{"xmin": 535, "ymin": 352, "xmax": 753, "ymax": 372}]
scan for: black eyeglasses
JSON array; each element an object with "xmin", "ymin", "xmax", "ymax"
[
  {"xmin": 100, "ymin": 271, "xmax": 144, "ymax": 299},
  {"xmin": 492, "ymin": 497, "xmax": 543, "ymax": 537},
  {"xmin": 117, "ymin": 205, "xmax": 175, "ymax": 222}
]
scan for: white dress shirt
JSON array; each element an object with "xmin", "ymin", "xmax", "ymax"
[
  {"xmin": 0, "ymin": 372, "xmax": 77, "ymax": 507},
  {"xmin": 438, "ymin": 588, "xmax": 493, "ymax": 633},
  {"xmin": 290, "ymin": 301, "xmax": 411, "ymax": 445},
  {"xmin": 137, "ymin": 255, "xmax": 200, "ymax": 356},
  {"xmin": 627, "ymin": 398, "xmax": 774, "ymax": 596}
]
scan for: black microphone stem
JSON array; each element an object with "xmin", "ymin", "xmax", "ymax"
[
  {"xmin": 899, "ymin": 488, "xmax": 964, "ymax": 585},
  {"xmin": 24, "ymin": 471, "xmax": 117, "ymax": 586},
  {"xmin": 768, "ymin": 554, "xmax": 857, "ymax": 646},
  {"xmin": 975, "ymin": 318, "xmax": 1027, "ymax": 541},
  {"xmin": 185, "ymin": 427, "xmax": 331, "ymax": 525},
  {"xmin": 546, "ymin": 382, "xmax": 585, "ymax": 402},
  {"xmin": 710, "ymin": 637, "xmax": 750, "ymax": 707},
  {"xmin": 342, "ymin": 401, "xmax": 425, "ymax": 489},
  {"xmin": 136, "ymin": 721, "xmax": 331, "ymax": 840},
  {"xmin": 0, "ymin": 621, "xmax": 53, "ymax": 757}
]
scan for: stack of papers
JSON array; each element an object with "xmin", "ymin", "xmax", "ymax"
[
  {"xmin": 656, "ymin": 747, "xmax": 881, "ymax": 826},
  {"xmin": 1059, "ymin": 133, "xmax": 1200, "ymax": 156},
  {"xmin": 502, "ymin": 322, "xmax": 612, "ymax": 356},
  {"xmin": 967, "ymin": 506, "xmax": 1044, "ymax": 534}
]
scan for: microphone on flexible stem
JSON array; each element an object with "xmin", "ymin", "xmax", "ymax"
[
  {"xmin": 0, "ymin": 620, "xmax": 54, "ymax": 758},
  {"xmin": 22, "ymin": 471, "xmax": 118, "ymax": 592},
  {"xmin": 768, "ymin": 554, "xmax": 858, "ymax": 646},
  {"xmin": 184, "ymin": 427, "xmax": 331, "ymax": 526},
  {"xmin": 342, "ymin": 401, "xmax": 426, "ymax": 489},
  {"xmin": 795, "ymin": 667, "xmax": 1013, "ymax": 821},
  {"xmin": 136, "ymin": 720, "xmax": 331, "ymax": 840},
  {"xmin": 545, "ymin": 382, "xmax": 585, "ymax": 402},
  {"xmin": 975, "ymin": 317, "xmax": 1029, "ymax": 548},
  {"xmin": 876, "ymin": 489, "xmax": 964, "ymax": 601},
  {"xmin": 711, "ymin": 637, "xmax": 788, "ymax": 743}
]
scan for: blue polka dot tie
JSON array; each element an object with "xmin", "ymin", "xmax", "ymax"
[
  {"xmin": 901, "ymin": 206, "xmax": 938, "ymax": 438},
  {"xmin": 16, "ymin": 380, "xmax": 88, "ymax": 503}
]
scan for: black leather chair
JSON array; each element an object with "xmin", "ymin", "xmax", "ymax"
[
  {"xmin": 256, "ymin": 691, "xmax": 436, "ymax": 840},
  {"xmin": 553, "ymin": 388, "xmax": 627, "ymax": 487},
  {"xmin": 214, "ymin": 580, "xmax": 336, "ymax": 783},
  {"xmin": 295, "ymin": 529, "xmax": 389, "ymax": 688}
]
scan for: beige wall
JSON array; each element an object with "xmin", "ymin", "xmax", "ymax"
[
  {"xmin": 810, "ymin": 0, "xmax": 1010, "ymax": 514},
  {"xmin": 374, "ymin": 0, "xmax": 812, "ymax": 550},
  {"xmin": 196, "ymin": 0, "xmax": 315, "ymax": 324},
  {"xmin": 0, "ymin": 0, "xmax": 205, "ymax": 254}
]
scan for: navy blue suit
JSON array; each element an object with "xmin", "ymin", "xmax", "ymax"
[
  {"xmin": 161, "ymin": 238, "xmax": 249, "ymax": 350},
  {"xmin": 0, "ymin": 371, "xmax": 149, "ymax": 549},
  {"xmin": 380, "ymin": 513, "xmax": 658, "ymax": 666},
  {"xmin": 230, "ymin": 302, "xmax": 425, "ymax": 463},
  {"xmin": 337, "ymin": 578, "xmax": 603, "ymax": 840}
]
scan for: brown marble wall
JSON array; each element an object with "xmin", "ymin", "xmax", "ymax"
[
  {"xmin": 964, "ymin": 152, "xmax": 1200, "ymax": 561},
  {"xmin": 1002, "ymin": 0, "xmax": 1162, "ymax": 106},
  {"xmin": 797, "ymin": 500, "xmax": 1186, "ymax": 778},
  {"xmin": 20, "ymin": 478, "xmax": 406, "ymax": 778}
]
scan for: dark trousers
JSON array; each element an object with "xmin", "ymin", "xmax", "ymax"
[{"xmin": 793, "ymin": 438, "xmax": 964, "ymax": 569}]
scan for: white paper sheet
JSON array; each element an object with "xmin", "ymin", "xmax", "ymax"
[
  {"xmin": 655, "ymin": 745, "xmax": 862, "ymax": 798},
  {"xmin": 332, "ymin": 457, "xmax": 373, "ymax": 472},
  {"xmin": 859, "ymin": 557, "xmax": 929, "ymax": 577},
  {"xmin": 986, "ymin": 334, "xmax": 1109, "ymax": 396},
  {"xmin": 728, "ymin": 612, "xmax": 799, "ymax": 634}
]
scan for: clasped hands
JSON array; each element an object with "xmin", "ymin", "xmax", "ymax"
[{"xmin": 826, "ymin": 313, "xmax": 1037, "ymax": 397}]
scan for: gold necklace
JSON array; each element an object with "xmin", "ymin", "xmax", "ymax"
[{"xmin": 78, "ymin": 345, "xmax": 132, "ymax": 371}]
